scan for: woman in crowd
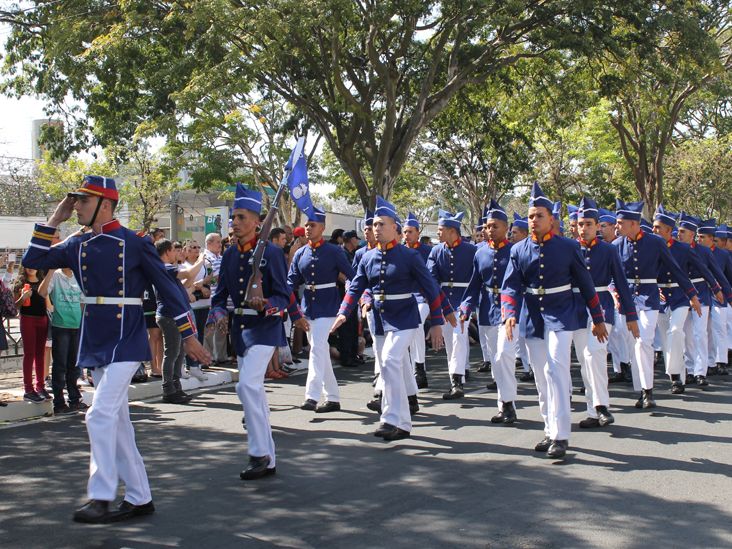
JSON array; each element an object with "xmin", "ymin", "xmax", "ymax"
[{"xmin": 14, "ymin": 266, "xmax": 49, "ymax": 403}]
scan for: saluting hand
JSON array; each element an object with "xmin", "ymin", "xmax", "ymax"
[
  {"xmin": 592, "ymin": 322, "xmax": 609, "ymax": 343},
  {"xmin": 47, "ymin": 196, "xmax": 77, "ymax": 227},
  {"xmin": 330, "ymin": 314, "xmax": 347, "ymax": 334}
]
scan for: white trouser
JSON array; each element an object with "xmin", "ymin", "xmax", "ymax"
[
  {"xmin": 367, "ymin": 309, "xmax": 385, "ymax": 376},
  {"xmin": 377, "ymin": 329, "xmax": 418, "ymax": 397},
  {"xmin": 478, "ymin": 325, "xmax": 493, "ymax": 363},
  {"xmin": 656, "ymin": 306, "xmax": 689, "ymax": 377},
  {"xmin": 517, "ymin": 335, "xmax": 530, "ymax": 371},
  {"xmin": 379, "ymin": 329, "xmax": 417, "ymax": 431},
  {"xmin": 727, "ymin": 304, "xmax": 732, "ymax": 350},
  {"xmin": 629, "ymin": 309, "xmax": 659, "ymax": 391},
  {"xmin": 573, "ymin": 322, "xmax": 612, "ymax": 417},
  {"xmin": 608, "ymin": 310, "xmax": 630, "ymax": 372},
  {"xmin": 442, "ymin": 322, "xmax": 469, "ymax": 377},
  {"xmin": 87, "ymin": 362, "xmax": 151, "ymax": 505},
  {"xmin": 237, "ymin": 345, "xmax": 276, "ymax": 466},
  {"xmin": 409, "ymin": 302, "xmax": 430, "ymax": 365},
  {"xmin": 304, "ymin": 316, "xmax": 340, "ymax": 402},
  {"xmin": 491, "ymin": 324, "xmax": 518, "ymax": 409},
  {"xmin": 685, "ymin": 305, "xmax": 710, "ymax": 377},
  {"xmin": 525, "ymin": 330, "xmax": 573, "ymax": 441},
  {"xmin": 708, "ymin": 305, "xmax": 728, "ymax": 366}
]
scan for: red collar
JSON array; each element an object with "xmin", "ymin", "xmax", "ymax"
[
  {"xmin": 309, "ymin": 238, "xmax": 325, "ymax": 250},
  {"xmin": 489, "ymin": 239, "xmax": 509, "ymax": 250},
  {"xmin": 444, "ymin": 239, "xmax": 461, "ymax": 250},
  {"xmin": 667, "ymin": 237, "xmax": 675, "ymax": 248},
  {"xmin": 690, "ymin": 241, "xmax": 696, "ymax": 248},
  {"xmin": 101, "ymin": 219, "xmax": 122, "ymax": 234},
  {"xmin": 405, "ymin": 241, "xmax": 420, "ymax": 249},
  {"xmin": 580, "ymin": 238, "xmax": 597, "ymax": 248},
  {"xmin": 378, "ymin": 239, "xmax": 398, "ymax": 251},
  {"xmin": 711, "ymin": 244, "xmax": 716, "ymax": 251},
  {"xmin": 628, "ymin": 230, "xmax": 645, "ymax": 243},
  {"xmin": 238, "ymin": 236, "xmax": 259, "ymax": 253},
  {"xmin": 531, "ymin": 231, "xmax": 554, "ymax": 243}
]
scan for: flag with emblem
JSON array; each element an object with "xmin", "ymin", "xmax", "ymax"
[{"xmin": 285, "ymin": 137, "xmax": 314, "ymax": 218}]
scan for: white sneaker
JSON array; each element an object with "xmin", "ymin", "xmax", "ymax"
[
  {"xmin": 190, "ymin": 366, "xmax": 208, "ymax": 381},
  {"xmin": 180, "ymin": 368, "xmax": 191, "ymax": 379}
]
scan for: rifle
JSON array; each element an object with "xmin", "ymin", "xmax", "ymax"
[{"xmin": 244, "ymin": 137, "xmax": 305, "ymax": 305}]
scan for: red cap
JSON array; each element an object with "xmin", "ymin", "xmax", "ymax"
[{"xmin": 293, "ymin": 226, "xmax": 305, "ymax": 237}]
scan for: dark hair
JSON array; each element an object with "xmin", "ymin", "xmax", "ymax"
[
  {"xmin": 269, "ymin": 227, "xmax": 286, "ymax": 241},
  {"xmin": 419, "ymin": 236, "xmax": 432, "ymax": 245},
  {"xmin": 155, "ymin": 239, "xmax": 173, "ymax": 257},
  {"xmin": 173, "ymin": 241, "xmax": 183, "ymax": 249},
  {"xmin": 13, "ymin": 265, "xmax": 45, "ymax": 296}
]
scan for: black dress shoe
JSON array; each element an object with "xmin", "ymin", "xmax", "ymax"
[
  {"xmin": 408, "ymin": 395, "xmax": 419, "ymax": 415},
  {"xmin": 642, "ymin": 388, "xmax": 656, "ymax": 408},
  {"xmin": 707, "ymin": 366, "xmax": 718, "ymax": 376},
  {"xmin": 300, "ymin": 399, "xmax": 318, "ymax": 411},
  {"xmin": 491, "ymin": 402, "xmax": 517, "ymax": 424},
  {"xmin": 596, "ymin": 405, "xmax": 615, "ymax": 426},
  {"xmin": 695, "ymin": 375, "xmax": 709, "ymax": 387},
  {"xmin": 373, "ymin": 423, "xmax": 397, "ymax": 437},
  {"xmin": 685, "ymin": 373, "xmax": 696, "ymax": 385},
  {"xmin": 366, "ymin": 398, "xmax": 382, "ymax": 413},
  {"xmin": 546, "ymin": 440, "xmax": 568, "ymax": 459},
  {"xmin": 485, "ymin": 380, "xmax": 497, "ymax": 391},
  {"xmin": 608, "ymin": 371, "xmax": 625, "ymax": 384},
  {"xmin": 315, "ymin": 401, "xmax": 341, "ymax": 413},
  {"xmin": 240, "ymin": 456, "xmax": 276, "ymax": 480},
  {"xmin": 414, "ymin": 363, "xmax": 428, "ymax": 389},
  {"xmin": 111, "ymin": 500, "xmax": 155, "ymax": 522},
  {"xmin": 162, "ymin": 392, "xmax": 193, "ymax": 404},
  {"xmin": 382, "ymin": 428, "xmax": 410, "ymax": 441},
  {"xmin": 718, "ymin": 364, "xmax": 729, "ymax": 375},
  {"xmin": 534, "ymin": 436, "xmax": 552, "ymax": 452},
  {"xmin": 73, "ymin": 500, "xmax": 114, "ymax": 524},
  {"xmin": 464, "ymin": 370, "xmax": 471, "ymax": 382},
  {"xmin": 477, "ymin": 361, "xmax": 491, "ymax": 373},
  {"xmin": 443, "ymin": 374, "xmax": 464, "ymax": 400},
  {"xmin": 519, "ymin": 371, "xmax": 534, "ymax": 382},
  {"xmin": 671, "ymin": 380, "xmax": 685, "ymax": 394},
  {"xmin": 579, "ymin": 417, "xmax": 601, "ymax": 428}
]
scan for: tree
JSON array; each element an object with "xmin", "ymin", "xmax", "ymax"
[
  {"xmin": 0, "ymin": 156, "xmax": 47, "ymax": 217},
  {"xmin": 1, "ymin": 1, "xmax": 657, "ymax": 210}
]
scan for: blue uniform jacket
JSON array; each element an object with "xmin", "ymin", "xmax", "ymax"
[
  {"xmin": 459, "ymin": 240, "xmax": 513, "ymax": 326},
  {"xmin": 352, "ymin": 243, "xmax": 375, "ymax": 271},
  {"xmin": 155, "ymin": 265, "xmax": 194, "ymax": 320},
  {"xmin": 23, "ymin": 220, "xmax": 195, "ymax": 368},
  {"xmin": 710, "ymin": 246, "xmax": 732, "ymax": 308},
  {"xmin": 612, "ymin": 230, "xmax": 697, "ymax": 311},
  {"xmin": 338, "ymin": 240, "xmax": 447, "ymax": 334},
  {"xmin": 501, "ymin": 233, "xmax": 604, "ymax": 338},
  {"xmin": 426, "ymin": 240, "xmax": 477, "ymax": 310},
  {"xmin": 577, "ymin": 238, "xmax": 637, "ymax": 325},
  {"xmin": 288, "ymin": 239, "xmax": 355, "ymax": 319},
  {"xmin": 660, "ymin": 240, "xmax": 721, "ymax": 311},
  {"xmin": 692, "ymin": 243, "xmax": 731, "ymax": 308},
  {"xmin": 209, "ymin": 237, "xmax": 297, "ymax": 355}
]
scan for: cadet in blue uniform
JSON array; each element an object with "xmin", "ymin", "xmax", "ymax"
[
  {"xmin": 653, "ymin": 208, "xmax": 725, "ymax": 392},
  {"xmin": 426, "ymin": 209, "xmax": 476, "ymax": 399},
  {"xmin": 613, "ymin": 199, "xmax": 701, "ymax": 408},
  {"xmin": 460, "ymin": 199, "xmax": 519, "ymax": 424},
  {"xmin": 567, "ymin": 204, "xmax": 579, "ymax": 240},
  {"xmin": 23, "ymin": 176, "xmax": 210, "ymax": 523},
  {"xmin": 288, "ymin": 206, "xmax": 355, "ymax": 413},
  {"xmin": 502, "ymin": 183, "xmax": 607, "ymax": 459},
  {"xmin": 332, "ymin": 197, "xmax": 453, "ymax": 440},
  {"xmin": 403, "ymin": 212, "xmax": 432, "ymax": 389},
  {"xmin": 509, "ymin": 213, "xmax": 533, "ymax": 381},
  {"xmin": 208, "ymin": 185, "xmax": 304, "ymax": 480},
  {"xmin": 573, "ymin": 197, "xmax": 639, "ymax": 429},
  {"xmin": 697, "ymin": 219, "xmax": 732, "ymax": 378}
]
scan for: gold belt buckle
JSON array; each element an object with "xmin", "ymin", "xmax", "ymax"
[
  {"xmin": 493, "ymin": 287, "xmax": 500, "ymax": 295},
  {"xmin": 537, "ymin": 287, "xmax": 545, "ymax": 296},
  {"xmin": 375, "ymin": 294, "xmax": 385, "ymax": 302},
  {"xmin": 96, "ymin": 296, "xmax": 105, "ymax": 305},
  {"xmin": 308, "ymin": 284, "xmax": 316, "ymax": 291},
  {"xmin": 634, "ymin": 278, "xmax": 641, "ymax": 284}
]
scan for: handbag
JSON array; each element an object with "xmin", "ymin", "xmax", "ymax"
[{"xmin": 0, "ymin": 280, "xmax": 18, "ymax": 318}]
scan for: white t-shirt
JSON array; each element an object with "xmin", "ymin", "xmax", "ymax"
[{"xmin": 183, "ymin": 260, "xmax": 210, "ymax": 309}]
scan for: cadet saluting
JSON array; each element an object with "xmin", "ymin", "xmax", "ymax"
[{"xmin": 23, "ymin": 176, "xmax": 211, "ymax": 524}]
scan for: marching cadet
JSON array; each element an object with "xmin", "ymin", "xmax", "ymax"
[
  {"xmin": 509, "ymin": 213, "xmax": 533, "ymax": 382},
  {"xmin": 573, "ymin": 197, "xmax": 639, "ymax": 428},
  {"xmin": 427, "ymin": 209, "xmax": 477, "ymax": 399},
  {"xmin": 403, "ymin": 212, "xmax": 432, "ymax": 389},
  {"xmin": 472, "ymin": 210, "xmax": 494, "ymax": 374},
  {"xmin": 288, "ymin": 207, "xmax": 355, "ymax": 413},
  {"xmin": 567, "ymin": 204, "xmax": 579, "ymax": 240},
  {"xmin": 711, "ymin": 224, "xmax": 732, "ymax": 376},
  {"xmin": 473, "ymin": 220, "xmax": 486, "ymax": 245},
  {"xmin": 208, "ymin": 184, "xmax": 304, "ymax": 480},
  {"xmin": 552, "ymin": 201, "xmax": 563, "ymax": 235},
  {"xmin": 459, "ymin": 199, "xmax": 519, "ymax": 424},
  {"xmin": 502, "ymin": 183, "xmax": 607, "ymax": 459},
  {"xmin": 23, "ymin": 175, "xmax": 210, "ymax": 523},
  {"xmin": 331, "ymin": 197, "xmax": 453, "ymax": 441},
  {"xmin": 613, "ymin": 199, "xmax": 701, "ymax": 409},
  {"xmin": 653, "ymin": 208, "xmax": 725, "ymax": 392},
  {"xmin": 697, "ymin": 219, "xmax": 732, "ymax": 377}
]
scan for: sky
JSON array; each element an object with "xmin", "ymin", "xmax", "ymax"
[{"xmin": 0, "ymin": 93, "xmax": 48, "ymax": 159}]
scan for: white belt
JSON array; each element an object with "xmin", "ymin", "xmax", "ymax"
[
  {"xmin": 441, "ymin": 281, "xmax": 469, "ymax": 288},
  {"xmin": 304, "ymin": 282, "xmax": 337, "ymax": 291},
  {"xmin": 658, "ymin": 282, "xmax": 679, "ymax": 289},
  {"xmin": 81, "ymin": 296, "xmax": 142, "ymax": 306},
  {"xmin": 572, "ymin": 286, "xmax": 610, "ymax": 293},
  {"xmin": 525, "ymin": 284, "xmax": 571, "ymax": 296},
  {"xmin": 484, "ymin": 285, "xmax": 501, "ymax": 295},
  {"xmin": 233, "ymin": 308, "xmax": 259, "ymax": 316},
  {"xmin": 374, "ymin": 293, "xmax": 414, "ymax": 301},
  {"xmin": 690, "ymin": 277, "xmax": 705, "ymax": 284},
  {"xmin": 630, "ymin": 278, "xmax": 657, "ymax": 284}
]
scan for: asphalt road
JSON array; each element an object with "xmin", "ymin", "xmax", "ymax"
[{"xmin": 1, "ymin": 348, "xmax": 731, "ymax": 549}]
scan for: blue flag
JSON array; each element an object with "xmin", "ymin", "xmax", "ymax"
[{"xmin": 286, "ymin": 137, "xmax": 314, "ymax": 217}]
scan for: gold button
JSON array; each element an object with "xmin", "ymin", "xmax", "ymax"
[
  {"xmin": 239, "ymin": 290, "xmax": 244, "ymax": 294},
  {"xmin": 83, "ymin": 242, "xmax": 88, "ymax": 247},
  {"xmin": 84, "ymin": 311, "xmax": 89, "ymax": 316},
  {"xmin": 118, "ymin": 303, "xmax": 124, "ymax": 308},
  {"xmin": 118, "ymin": 291, "xmax": 124, "ymax": 296},
  {"xmin": 83, "ymin": 277, "xmax": 87, "ymax": 281},
  {"xmin": 82, "ymin": 265, "xmax": 87, "ymax": 270},
  {"xmin": 118, "ymin": 253, "xmax": 123, "ymax": 258},
  {"xmin": 118, "ymin": 278, "xmax": 123, "ymax": 283},
  {"xmin": 540, "ymin": 264, "xmax": 544, "ymax": 268},
  {"xmin": 81, "ymin": 252, "xmax": 87, "ymax": 257},
  {"xmin": 119, "ymin": 241, "xmax": 124, "ymax": 247},
  {"xmin": 240, "ymin": 267, "xmax": 244, "ymax": 271},
  {"xmin": 116, "ymin": 313, "xmax": 122, "ymax": 319},
  {"xmin": 239, "ymin": 278, "xmax": 244, "ymax": 283},
  {"xmin": 118, "ymin": 266, "xmax": 123, "ymax": 271}
]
